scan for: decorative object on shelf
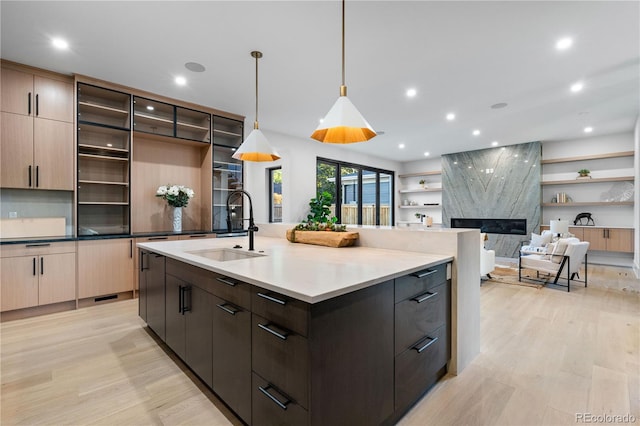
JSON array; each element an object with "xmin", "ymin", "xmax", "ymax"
[
  {"xmin": 172, "ymin": 207, "xmax": 182, "ymax": 232},
  {"xmin": 577, "ymin": 168, "xmax": 591, "ymax": 179},
  {"xmin": 601, "ymin": 181, "xmax": 634, "ymax": 202},
  {"xmin": 310, "ymin": 0, "xmax": 376, "ymax": 144},
  {"xmin": 423, "ymin": 215, "xmax": 433, "ymax": 227},
  {"xmin": 415, "ymin": 213, "xmax": 423, "ymax": 220},
  {"xmin": 402, "ymin": 199, "xmax": 409, "ymax": 206},
  {"xmin": 419, "ymin": 179, "xmax": 426, "ymax": 188},
  {"xmin": 553, "ymin": 192, "xmax": 570, "ymax": 203},
  {"xmin": 288, "ymin": 191, "xmax": 358, "ymax": 247},
  {"xmin": 233, "ymin": 51, "xmax": 280, "ymax": 162},
  {"xmin": 573, "ymin": 212, "xmax": 595, "ymax": 226},
  {"xmin": 156, "ymin": 184, "xmax": 195, "ymax": 232}
]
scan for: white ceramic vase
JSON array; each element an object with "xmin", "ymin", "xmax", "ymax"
[{"xmin": 173, "ymin": 207, "xmax": 182, "ymax": 232}]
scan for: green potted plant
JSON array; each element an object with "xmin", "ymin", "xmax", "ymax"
[
  {"xmin": 287, "ymin": 192, "xmax": 358, "ymax": 247},
  {"xmin": 419, "ymin": 179, "xmax": 426, "ymax": 188},
  {"xmin": 578, "ymin": 168, "xmax": 590, "ymax": 178}
]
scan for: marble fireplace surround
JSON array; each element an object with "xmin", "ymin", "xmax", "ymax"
[{"xmin": 442, "ymin": 142, "xmax": 541, "ymax": 258}]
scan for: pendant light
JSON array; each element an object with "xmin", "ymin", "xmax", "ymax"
[
  {"xmin": 233, "ymin": 51, "xmax": 280, "ymax": 162},
  {"xmin": 310, "ymin": 0, "xmax": 376, "ymax": 144}
]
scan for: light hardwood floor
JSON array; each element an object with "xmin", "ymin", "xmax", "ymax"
[{"xmin": 2, "ymin": 282, "xmax": 638, "ymax": 425}]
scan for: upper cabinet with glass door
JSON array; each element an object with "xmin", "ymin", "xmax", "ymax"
[
  {"xmin": 133, "ymin": 97, "xmax": 211, "ymax": 143},
  {"xmin": 212, "ymin": 116, "xmax": 244, "ymax": 232}
]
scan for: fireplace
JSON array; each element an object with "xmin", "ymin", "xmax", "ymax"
[{"xmin": 450, "ymin": 218, "xmax": 527, "ymax": 235}]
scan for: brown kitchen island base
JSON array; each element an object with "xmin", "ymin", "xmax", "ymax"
[{"xmin": 139, "ymin": 250, "xmax": 451, "ymax": 425}]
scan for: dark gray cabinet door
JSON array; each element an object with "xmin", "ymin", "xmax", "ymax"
[
  {"xmin": 146, "ymin": 253, "xmax": 166, "ymax": 340},
  {"xmin": 165, "ymin": 275, "xmax": 186, "ymax": 360},
  {"xmin": 138, "ymin": 251, "xmax": 148, "ymax": 322},
  {"xmin": 211, "ymin": 294, "xmax": 251, "ymax": 424},
  {"xmin": 186, "ymin": 285, "xmax": 213, "ymax": 388}
]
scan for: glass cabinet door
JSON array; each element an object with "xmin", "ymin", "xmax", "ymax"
[{"xmin": 212, "ymin": 116, "xmax": 244, "ymax": 232}]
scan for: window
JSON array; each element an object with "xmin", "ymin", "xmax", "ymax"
[
  {"xmin": 316, "ymin": 158, "xmax": 394, "ymax": 226},
  {"xmin": 269, "ymin": 167, "xmax": 282, "ymax": 223}
]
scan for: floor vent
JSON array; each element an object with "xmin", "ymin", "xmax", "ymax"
[{"xmin": 95, "ymin": 294, "xmax": 118, "ymax": 302}]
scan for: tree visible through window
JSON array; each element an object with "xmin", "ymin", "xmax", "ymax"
[
  {"xmin": 269, "ymin": 167, "xmax": 282, "ymax": 223},
  {"xmin": 316, "ymin": 158, "xmax": 394, "ymax": 226}
]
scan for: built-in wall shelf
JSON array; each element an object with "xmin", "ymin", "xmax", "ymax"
[
  {"xmin": 78, "ymin": 201, "xmax": 129, "ymax": 206},
  {"xmin": 78, "ymin": 180, "xmax": 129, "ymax": 186},
  {"xmin": 213, "ymin": 128, "xmax": 242, "ymax": 138},
  {"xmin": 541, "ymin": 151, "xmax": 634, "ymax": 164},
  {"xmin": 542, "ymin": 201, "xmax": 633, "ymax": 207},
  {"xmin": 398, "ymin": 170, "xmax": 441, "ymax": 178},
  {"xmin": 398, "ymin": 205, "xmax": 441, "ymax": 209},
  {"xmin": 79, "ymin": 153, "xmax": 129, "ymax": 162},
  {"xmin": 399, "ymin": 188, "xmax": 442, "ymax": 193},
  {"xmin": 78, "ymin": 101, "xmax": 129, "ymax": 117},
  {"xmin": 541, "ymin": 176, "xmax": 634, "ymax": 186}
]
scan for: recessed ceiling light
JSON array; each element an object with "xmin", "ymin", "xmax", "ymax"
[
  {"xmin": 524, "ymin": 160, "xmax": 529, "ymax": 163},
  {"xmin": 472, "ymin": 129, "xmax": 481, "ymax": 136},
  {"xmin": 491, "ymin": 141, "xmax": 499, "ymax": 147},
  {"xmin": 556, "ymin": 37, "xmax": 573, "ymax": 50},
  {"xmin": 584, "ymin": 126, "xmax": 593, "ymax": 133},
  {"xmin": 446, "ymin": 113, "xmax": 455, "ymax": 121},
  {"xmin": 185, "ymin": 62, "xmax": 206, "ymax": 72},
  {"xmin": 146, "ymin": 105, "xmax": 154, "ymax": 111},
  {"xmin": 319, "ymin": 118, "xmax": 324, "ymax": 123},
  {"xmin": 453, "ymin": 161, "xmax": 458, "ymax": 165},
  {"xmin": 490, "ymin": 103, "xmax": 508, "ymax": 109},
  {"xmin": 570, "ymin": 82, "xmax": 584, "ymax": 93},
  {"xmin": 406, "ymin": 88, "xmax": 417, "ymax": 98},
  {"xmin": 514, "ymin": 154, "xmax": 518, "ymax": 158},
  {"xmin": 175, "ymin": 76, "xmax": 187, "ymax": 86},
  {"xmin": 501, "ymin": 147, "xmax": 506, "ymax": 150},
  {"xmin": 51, "ymin": 37, "xmax": 69, "ymax": 50},
  {"xmin": 106, "ymin": 143, "xmax": 113, "ymax": 147},
  {"xmin": 424, "ymin": 152, "xmax": 430, "ymax": 156},
  {"xmin": 398, "ymin": 143, "xmax": 405, "ymax": 149}
]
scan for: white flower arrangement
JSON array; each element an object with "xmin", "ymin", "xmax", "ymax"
[{"xmin": 156, "ymin": 184, "xmax": 194, "ymax": 208}]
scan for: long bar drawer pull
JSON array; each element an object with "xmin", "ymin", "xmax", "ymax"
[
  {"xmin": 216, "ymin": 277, "xmax": 237, "ymax": 287},
  {"xmin": 411, "ymin": 269, "xmax": 437, "ymax": 279},
  {"xmin": 216, "ymin": 303, "xmax": 239, "ymax": 316},
  {"xmin": 412, "ymin": 291, "xmax": 437, "ymax": 303},
  {"xmin": 25, "ymin": 243, "xmax": 51, "ymax": 248},
  {"xmin": 258, "ymin": 385, "xmax": 290, "ymax": 410},
  {"xmin": 258, "ymin": 323, "xmax": 289, "ymax": 340},
  {"xmin": 414, "ymin": 336, "xmax": 438, "ymax": 353},
  {"xmin": 148, "ymin": 237, "xmax": 168, "ymax": 241},
  {"xmin": 257, "ymin": 292, "xmax": 286, "ymax": 305}
]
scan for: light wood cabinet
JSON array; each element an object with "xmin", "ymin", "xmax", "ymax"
[
  {"xmin": 0, "ymin": 242, "xmax": 76, "ymax": 312},
  {"xmin": 1, "ymin": 65, "xmax": 74, "ymax": 190},
  {"xmin": 583, "ymin": 228, "xmax": 633, "ymax": 253},
  {"xmin": 77, "ymin": 238, "xmax": 134, "ymax": 299}
]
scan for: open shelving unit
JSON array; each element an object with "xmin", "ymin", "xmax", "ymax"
[
  {"xmin": 397, "ymin": 170, "xmax": 443, "ymax": 226},
  {"xmin": 77, "ymin": 83, "xmax": 131, "ymax": 236}
]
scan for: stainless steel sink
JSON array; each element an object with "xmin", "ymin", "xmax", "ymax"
[{"xmin": 185, "ymin": 248, "xmax": 265, "ymax": 262}]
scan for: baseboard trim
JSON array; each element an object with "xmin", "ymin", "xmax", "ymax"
[
  {"xmin": 1, "ymin": 300, "xmax": 76, "ymax": 322},
  {"xmin": 78, "ymin": 291, "xmax": 134, "ymax": 308}
]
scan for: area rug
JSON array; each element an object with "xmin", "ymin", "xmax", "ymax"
[{"xmin": 485, "ymin": 266, "xmax": 545, "ymax": 289}]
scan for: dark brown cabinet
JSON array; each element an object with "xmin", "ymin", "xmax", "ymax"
[
  {"xmin": 139, "ymin": 257, "xmax": 451, "ymax": 426},
  {"xmin": 165, "ymin": 272, "xmax": 213, "ymax": 388},
  {"xmin": 139, "ymin": 250, "xmax": 166, "ymax": 340},
  {"xmin": 211, "ymin": 293, "xmax": 252, "ymax": 424},
  {"xmin": 393, "ymin": 264, "xmax": 450, "ymax": 412}
]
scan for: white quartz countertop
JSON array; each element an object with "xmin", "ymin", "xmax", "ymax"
[{"xmin": 138, "ymin": 236, "xmax": 452, "ymax": 304}]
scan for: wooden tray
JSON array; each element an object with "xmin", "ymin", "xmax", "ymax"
[{"xmin": 286, "ymin": 229, "xmax": 359, "ymax": 248}]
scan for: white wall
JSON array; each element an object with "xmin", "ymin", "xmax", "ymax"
[
  {"xmin": 243, "ymin": 130, "xmax": 402, "ymax": 224},
  {"xmin": 634, "ymin": 118, "xmax": 640, "ymax": 276}
]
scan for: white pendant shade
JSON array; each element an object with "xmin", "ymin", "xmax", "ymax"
[
  {"xmin": 232, "ymin": 128, "xmax": 280, "ymax": 162},
  {"xmin": 311, "ymin": 95, "xmax": 376, "ymax": 144}
]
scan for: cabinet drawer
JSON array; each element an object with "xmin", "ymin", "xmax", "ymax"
[
  {"xmin": 395, "ymin": 263, "xmax": 447, "ymax": 303},
  {"xmin": 210, "ymin": 273, "xmax": 251, "ymax": 311},
  {"xmin": 252, "ymin": 286, "xmax": 309, "ymax": 337},
  {"xmin": 252, "ymin": 372, "xmax": 309, "ymax": 426},
  {"xmin": 395, "ymin": 281, "xmax": 449, "ymax": 356},
  {"xmin": 252, "ymin": 314, "xmax": 309, "ymax": 409},
  {"xmin": 1, "ymin": 241, "xmax": 75, "ymax": 258},
  {"xmin": 166, "ymin": 258, "xmax": 214, "ymax": 290},
  {"xmin": 395, "ymin": 325, "xmax": 449, "ymax": 411}
]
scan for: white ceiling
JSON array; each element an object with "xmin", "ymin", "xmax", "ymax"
[{"xmin": 2, "ymin": 1, "xmax": 638, "ymax": 162}]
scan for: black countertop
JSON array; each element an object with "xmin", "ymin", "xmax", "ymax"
[{"xmin": 0, "ymin": 230, "xmax": 247, "ymax": 245}]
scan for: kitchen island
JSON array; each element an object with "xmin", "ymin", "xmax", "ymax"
[{"xmin": 138, "ymin": 235, "xmax": 454, "ymax": 425}]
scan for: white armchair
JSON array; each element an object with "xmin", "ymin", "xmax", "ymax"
[
  {"xmin": 519, "ymin": 238, "xmax": 589, "ymax": 292},
  {"xmin": 480, "ymin": 233, "xmax": 495, "ymax": 279}
]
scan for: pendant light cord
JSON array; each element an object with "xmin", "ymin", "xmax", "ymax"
[
  {"xmin": 340, "ymin": 0, "xmax": 347, "ymax": 96},
  {"xmin": 255, "ymin": 53, "xmax": 259, "ymax": 128}
]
